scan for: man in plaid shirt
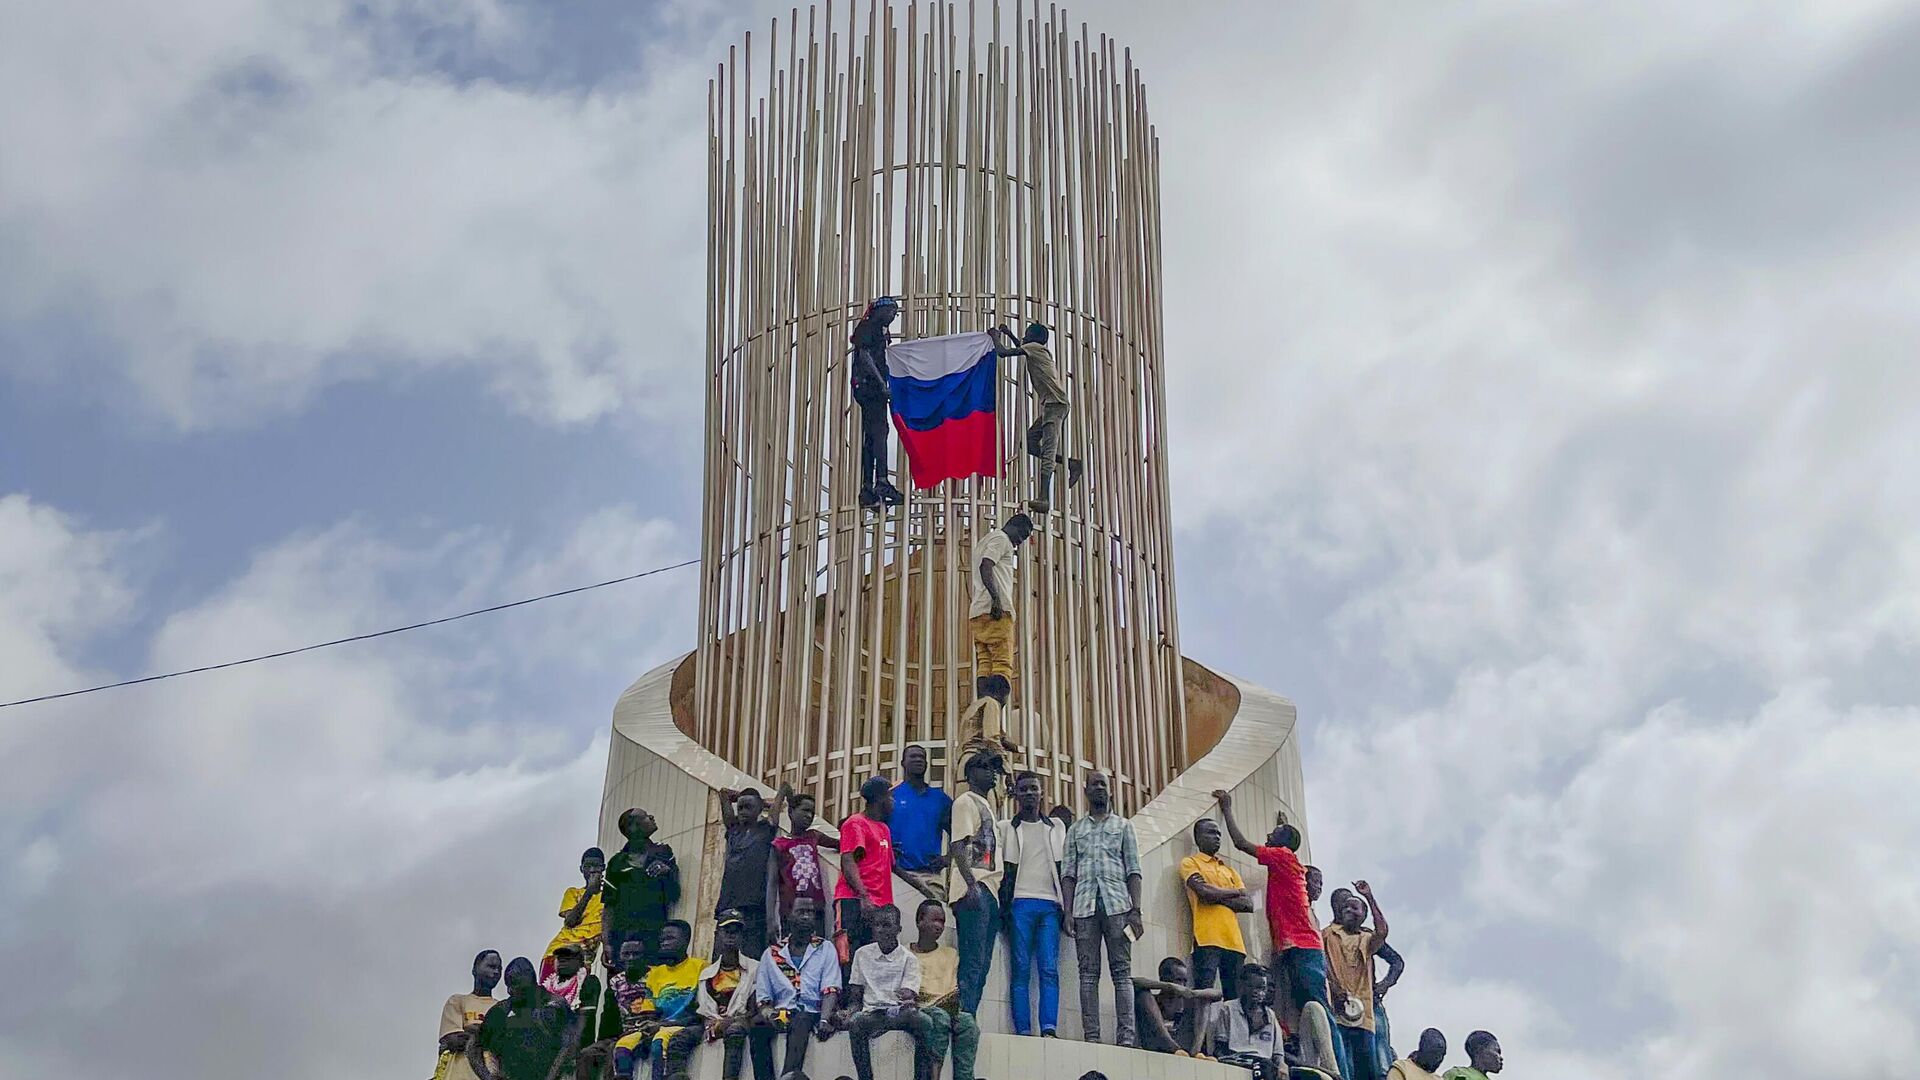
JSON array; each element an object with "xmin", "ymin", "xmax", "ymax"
[{"xmin": 1060, "ymin": 770, "xmax": 1144, "ymax": 1046}]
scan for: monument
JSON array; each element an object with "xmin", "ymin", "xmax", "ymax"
[{"xmin": 598, "ymin": 4, "xmax": 1309, "ymax": 1075}]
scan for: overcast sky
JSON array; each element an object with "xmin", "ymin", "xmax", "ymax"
[{"xmin": 4, "ymin": 1, "xmax": 1919, "ymax": 1077}]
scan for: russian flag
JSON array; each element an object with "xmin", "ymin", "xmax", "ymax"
[{"xmin": 888, "ymin": 331, "xmax": 1000, "ymax": 490}]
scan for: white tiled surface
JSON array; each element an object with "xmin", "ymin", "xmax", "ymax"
[
  {"xmin": 603, "ymin": 653, "xmax": 1311, "ymax": 1052},
  {"xmin": 662, "ymin": 1031, "xmax": 1255, "ymax": 1080}
]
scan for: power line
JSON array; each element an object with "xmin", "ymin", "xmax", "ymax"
[{"xmin": 0, "ymin": 557, "xmax": 700, "ymax": 711}]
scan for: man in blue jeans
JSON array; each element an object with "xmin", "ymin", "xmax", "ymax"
[
  {"xmin": 947, "ymin": 750, "xmax": 1006, "ymax": 1017},
  {"xmin": 999, "ymin": 771, "xmax": 1067, "ymax": 1036}
]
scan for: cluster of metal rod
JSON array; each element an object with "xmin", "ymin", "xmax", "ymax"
[{"xmin": 695, "ymin": 0, "xmax": 1183, "ymax": 823}]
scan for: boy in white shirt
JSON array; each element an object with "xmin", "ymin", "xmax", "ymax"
[{"xmin": 844, "ymin": 906, "xmax": 933, "ymax": 1080}]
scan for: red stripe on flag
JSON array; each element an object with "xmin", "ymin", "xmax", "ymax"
[{"xmin": 893, "ymin": 409, "xmax": 1000, "ymax": 490}]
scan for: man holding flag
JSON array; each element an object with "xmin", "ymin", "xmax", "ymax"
[{"xmin": 989, "ymin": 322, "xmax": 1083, "ymax": 516}]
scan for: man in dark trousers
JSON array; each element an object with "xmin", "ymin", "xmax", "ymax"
[
  {"xmin": 987, "ymin": 321, "xmax": 1082, "ymax": 515},
  {"xmin": 851, "ymin": 296, "xmax": 905, "ymax": 509},
  {"xmin": 717, "ymin": 787, "xmax": 779, "ymax": 958},
  {"xmin": 602, "ymin": 808, "xmax": 680, "ymax": 980},
  {"xmin": 1062, "ymin": 770, "xmax": 1144, "ymax": 1046}
]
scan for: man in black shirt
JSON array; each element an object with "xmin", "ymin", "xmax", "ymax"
[
  {"xmin": 470, "ymin": 956, "xmax": 578, "ymax": 1080},
  {"xmin": 602, "ymin": 807, "xmax": 680, "ymax": 979},
  {"xmin": 718, "ymin": 787, "xmax": 778, "ymax": 958},
  {"xmin": 850, "ymin": 296, "xmax": 904, "ymax": 510}
]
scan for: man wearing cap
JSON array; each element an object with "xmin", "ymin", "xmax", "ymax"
[
  {"xmin": 851, "ymin": 296, "xmax": 905, "ymax": 510},
  {"xmin": 947, "ymin": 749, "xmax": 1005, "ymax": 1017},
  {"xmin": 699, "ymin": 911, "xmax": 761, "ymax": 1080},
  {"xmin": 988, "ymin": 321, "xmax": 1083, "ymax": 515},
  {"xmin": 957, "ymin": 513, "xmax": 1035, "ymax": 761},
  {"xmin": 835, "ymin": 777, "xmax": 896, "ymax": 957}
]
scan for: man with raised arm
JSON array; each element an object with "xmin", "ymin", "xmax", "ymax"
[
  {"xmin": 1180, "ymin": 817, "xmax": 1254, "ymax": 995},
  {"xmin": 957, "ymin": 514, "xmax": 1034, "ymax": 760},
  {"xmin": 986, "ymin": 322, "xmax": 1083, "ymax": 515},
  {"xmin": 1323, "ymin": 883, "xmax": 1391, "ymax": 1080},
  {"xmin": 1062, "ymin": 769, "xmax": 1144, "ymax": 1046},
  {"xmin": 717, "ymin": 788, "xmax": 779, "ymax": 959},
  {"xmin": 1212, "ymin": 791, "xmax": 1332, "ymax": 1029}
]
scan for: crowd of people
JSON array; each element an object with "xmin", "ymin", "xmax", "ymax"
[{"xmin": 433, "ymin": 766, "xmax": 1507, "ymax": 1080}]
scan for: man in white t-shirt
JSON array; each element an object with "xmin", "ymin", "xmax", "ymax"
[
  {"xmin": 1001, "ymin": 770, "xmax": 1068, "ymax": 1036},
  {"xmin": 957, "ymin": 514, "xmax": 1035, "ymax": 758},
  {"xmin": 947, "ymin": 749, "xmax": 1006, "ymax": 1018},
  {"xmin": 845, "ymin": 906, "xmax": 933, "ymax": 1080}
]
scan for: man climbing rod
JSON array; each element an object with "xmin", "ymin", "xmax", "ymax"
[
  {"xmin": 988, "ymin": 321, "xmax": 1083, "ymax": 515},
  {"xmin": 852, "ymin": 296, "xmax": 906, "ymax": 510},
  {"xmin": 957, "ymin": 513, "xmax": 1034, "ymax": 759}
]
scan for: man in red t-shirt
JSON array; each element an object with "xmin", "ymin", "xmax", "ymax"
[
  {"xmin": 836, "ymin": 776, "xmax": 897, "ymax": 959},
  {"xmin": 1213, "ymin": 790, "xmax": 1333, "ymax": 1022}
]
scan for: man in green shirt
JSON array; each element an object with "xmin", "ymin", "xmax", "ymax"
[{"xmin": 1442, "ymin": 1030, "xmax": 1503, "ymax": 1080}]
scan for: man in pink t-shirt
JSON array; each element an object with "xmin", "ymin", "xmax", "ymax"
[
  {"xmin": 836, "ymin": 775, "xmax": 896, "ymax": 957},
  {"xmin": 1215, "ymin": 790, "xmax": 1334, "ymax": 1023}
]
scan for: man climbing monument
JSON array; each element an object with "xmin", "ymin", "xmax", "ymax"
[
  {"xmin": 988, "ymin": 322, "xmax": 1082, "ymax": 515},
  {"xmin": 957, "ymin": 513, "xmax": 1034, "ymax": 759},
  {"xmin": 852, "ymin": 297, "xmax": 906, "ymax": 510}
]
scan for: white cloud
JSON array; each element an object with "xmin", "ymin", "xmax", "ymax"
[
  {"xmin": 0, "ymin": 0, "xmax": 717, "ymax": 428},
  {"xmin": 0, "ymin": 495, "xmax": 690, "ymax": 1077}
]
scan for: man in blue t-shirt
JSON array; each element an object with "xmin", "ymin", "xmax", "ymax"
[{"xmin": 890, "ymin": 743, "xmax": 951, "ymax": 896}]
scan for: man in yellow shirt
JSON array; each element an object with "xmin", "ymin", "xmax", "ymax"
[
  {"xmin": 1387, "ymin": 1028, "xmax": 1449, "ymax": 1080},
  {"xmin": 1178, "ymin": 818, "xmax": 1254, "ymax": 995}
]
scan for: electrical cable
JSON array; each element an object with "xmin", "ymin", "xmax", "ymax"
[{"xmin": 0, "ymin": 557, "xmax": 700, "ymax": 711}]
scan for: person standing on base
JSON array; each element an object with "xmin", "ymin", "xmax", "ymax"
[
  {"xmin": 987, "ymin": 322, "xmax": 1082, "ymax": 515},
  {"xmin": 1323, "ymin": 883, "xmax": 1391, "ymax": 1080},
  {"xmin": 851, "ymin": 296, "xmax": 905, "ymax": 510},
  {"xmin": 1180, "ymin": 818, "xmax": 1254, "ymax": 995},
  {"xmin": 834, "ymin": 777, "xmax": 896, "ymax": 958},
  {"xmin": 958, "ymin": 514, "xmax": 1034, "ymax": 757},
  {"xmin": 1212, "ymin": 792, "xmax": 1331, "ymax": 1026},
  {"xmin": 1062, "ymin": 769, "xmax": 1144, "ymax": 1046},
  {"xmin": 772, "ymin": 786, "xmax": 829, "ymax": 931},
  {"xmin": 890, "ymin": 744, "xmax": 952, "ymax": 898},
  {"xmin": 1000, "ymin": 771, "xmax": 1068, "ymax": 1038},
  {"xmin": 947, "ymin": 750, "xmax": 1006, "ymax": 1017},
  {"xmin": 717, "ymin": 788, "xmax": 779, "ymax": 959},
  {"xmin": 603, "ymin": 809, "xmax": 680, "ymax": 979}
]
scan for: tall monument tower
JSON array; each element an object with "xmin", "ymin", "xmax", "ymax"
[{"xmin": 692, "ymin": 1, "xmax": 1183, "ymax": 820}]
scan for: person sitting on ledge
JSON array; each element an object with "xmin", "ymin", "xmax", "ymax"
[
  {"xmin": 1134, "ymin": 956, "xmax": 1221, "ymax": 1058},
  {"xmin": 748, "ymin": 897, "xmax": 842, "ymax": 1080},
  {"xmin": 909, "ymin": 899, "xmax": 978, "ymax": 1080},
  {"xmin": 436, "ymin": 950, "xmax": 502, "ymax": 1080},
  {"xmin": 841, "ymin": 905, "xmax": 933, "ymax": 1080},
  {"xmin": 890, "ymin": 744, "xmax": 952, "ymax": 899},
  {"xmin": 469, "ymin": 957, "xmax": 579, "ymax": 1080},
  {"xmin": 1205, "ymin": 964, "xmax": 1286, "ymax": 1080},
  {"xmin": 544, "ymin": 849, "xmax": 607, "ymax": 981},
  {"xmin": 1387, "ymin": 1028, "xmax": 1449, "ymax": 1080},
  {"xmin": 697, "ymin": 910, "xmax": 759, "ymax": 1080},
  {"xmin": 619, "ymin": 920, "xmax": 706, "ymax": 1080},
  {"xmin": 1442, "ymin": 1031, "xmax": 1503, "ymax": 1080}
]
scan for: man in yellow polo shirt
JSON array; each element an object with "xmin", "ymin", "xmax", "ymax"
[{"xmin": 1177, "ymin": 817, "xmax": 1255, "ymax": 995}]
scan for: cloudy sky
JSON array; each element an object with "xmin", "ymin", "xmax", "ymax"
[{"xmin": 4, "ymin": 0, "xmax": 1918, "ymax": 1076}]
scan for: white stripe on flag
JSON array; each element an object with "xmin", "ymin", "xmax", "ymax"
[{"xmin": 887, "ymin": 331, "xmax": 995, "ymax": 381}]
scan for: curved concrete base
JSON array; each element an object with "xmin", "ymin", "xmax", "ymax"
[{"xmin": 599, "ymin": 652, "xmax": 1307, "ymax": 1077}]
